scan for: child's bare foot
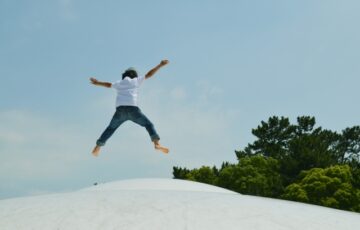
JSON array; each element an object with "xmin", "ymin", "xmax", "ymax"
[
  {"xmin": 155, "ymin": 145, "xmax": 169, "ymax": 154},
  {"xmin": 154, "ymin": 141, "xmax": 169, "ymax": 154},
  {"xmin": 92, "ymin": 145, "xmax": 101, "ymax": 157}
]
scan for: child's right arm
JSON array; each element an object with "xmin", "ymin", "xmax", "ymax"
[{"xmin": 90, "ymin": 77, "xmax": 112, "ymax": 88}]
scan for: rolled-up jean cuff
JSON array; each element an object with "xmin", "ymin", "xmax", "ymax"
[
  {"xmin": 96, "ymin": 140, "xmax": 105, "ymax": 146},
  {"xmin": 151, "ymin": 135, "xmax": 160, "ymax": 142}
]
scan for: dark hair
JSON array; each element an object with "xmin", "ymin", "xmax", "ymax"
[{"xmin": 122, "ymin": 69, "xmax": 138, "ymax": 79}]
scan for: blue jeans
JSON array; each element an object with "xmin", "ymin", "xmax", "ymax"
[{"xmin": 96, "ymin": 106, "xmax": 160, "ymax": 146}]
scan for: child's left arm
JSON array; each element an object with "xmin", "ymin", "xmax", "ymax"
[{"xmin": 145, "ymin": 60, "xmax": 169, "ymax": 80}]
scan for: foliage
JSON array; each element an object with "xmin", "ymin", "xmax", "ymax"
[
  {"xmin": 173, "ymin": 116, "xmax": 360, "ymax": 212},
  {"xmin": 282, "ymin": 165, "xmax": 360, "ymax": 212},
  {"xmin": 173, "ymin": 166, "xmax": 218, "ymax": 185},
  {"xmin": 235, "ymin": 116, "xmax": 360, "ymax": 184},
  {"xmin": 186, "ymin": 166, "xmax": 217, "ymax": 185},
  {"xmin": 217, "ymin": 155, "xmax": 283, "ymax": 197},
  {"xmin": 173, "ymin": 167, "xmax": 191, "ymax": 180}
]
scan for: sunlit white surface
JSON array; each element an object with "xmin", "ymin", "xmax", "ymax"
[{"xmin": 0, "ymin": 178, "xmax": 359, "ymax": 230}]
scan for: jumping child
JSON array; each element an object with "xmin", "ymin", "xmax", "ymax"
[{"xmin": 90, "ymin": 60, "xmax": 170, "ymax": 157}]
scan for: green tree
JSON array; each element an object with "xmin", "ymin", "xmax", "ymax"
[
  {"xmin": 217, "ymin": 155, "xmax": 283, "ymax": 197},
  {"xmin": 173, "ymin": 166, "xmax": 218, "ymax": 185},
  {"xmin": 237, "ymin": 116, "xmax": 295, "ymax": 160},
  {"xmin": 350, "ymin": 161, "xmax": 360, "ymax": 189},
  {"xmin": 172, "ymin": 116, "xmax": 360, "ymax": 213},
  {"xmin": 235, "ymin": 116, "xmax": 359, "ymax": 184},
  {"xmin": 186, "ymin": 166, "xmax": 217, "ymax": 185},
  {"xmin": 282, "ymin": 165, "xmax": 360, "ymax": 212},
  {"xmin": 287, "ymin": 128, "xmax": 339, "ymax": 177},
  {"xmin": 173, "ymin": 167, "xmax": 190, "ymax": 179},
  {"xmin": 336, "ymin": 126, "xmax": 360, "ymax": 164}
]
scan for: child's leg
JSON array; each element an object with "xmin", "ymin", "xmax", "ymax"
[
  {"xmin": 130, "ymin": 107, "xmax": 169, "ymax": 154},
  {"xmin": 92, "ymin": 108, "xmax": 126, "ymax": 156},
  {"xmin": 92, "ymin": 145, "xmax": 101, "ymax": 156},
  {"xmin": 153, "ymin": 140, "xmax": 170, "ymax": 154}
]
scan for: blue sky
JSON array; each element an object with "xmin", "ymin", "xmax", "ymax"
[{"xmin": 1, "ymin": 0, "xmax": 360, "ymax": 199}]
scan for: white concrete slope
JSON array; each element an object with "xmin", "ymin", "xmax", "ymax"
[{"xmin": 0, "ymin": 178, "xmax": 359, "ymax": 230}]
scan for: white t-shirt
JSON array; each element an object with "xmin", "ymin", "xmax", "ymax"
[{"xmin": 112, "ymin": 76, "xmax": 145, "ymax": 107}]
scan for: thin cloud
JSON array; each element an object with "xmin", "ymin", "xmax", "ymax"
[
  {"xmin": 58, "ymin": 0, "xmax": 77, "ymax": 21},
  {"xmin": 0, "ymin": 82, "xmax": 239, "ymax": 198}
]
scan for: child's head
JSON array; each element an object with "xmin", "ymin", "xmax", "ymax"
[{"xmin": 122, "ymin": 67, "xmax": 138, "ymax": 79}]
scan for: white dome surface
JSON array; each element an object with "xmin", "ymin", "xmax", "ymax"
[
  {"xmin": 83, "ymin": 178, "xmax": 237, "ymax": 193},
  {"xmin": 0, "ymin": 178, "xmax": 359, "ymax": 230}
]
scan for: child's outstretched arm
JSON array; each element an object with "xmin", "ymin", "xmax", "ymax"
[
  {"xmin": 90, "ymin": 77, "xmax": 112, "ymax": 88},
  {"xmin": 145, "ymin": 60, "xmax": 169, "ymax": 80}
]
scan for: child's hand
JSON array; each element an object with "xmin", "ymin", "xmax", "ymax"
[
  {"xmin": 160, "ymin": 60, "xmax": 169, "ymax": 66},
  {"xmin": 90, "ymin": 77, "xmax": 98, "ymax": 85}
]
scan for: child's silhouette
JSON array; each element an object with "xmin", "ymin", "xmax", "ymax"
[{"xmin": 90, "ymin": 60, "xmax": 170, "ymax": 156}]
